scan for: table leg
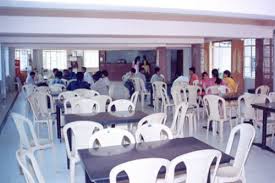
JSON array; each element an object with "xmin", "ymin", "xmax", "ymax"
[
  {"xmin": 253, "ymin": 110, "xmax": 275, "ymax": 153},
  {"xmin": 56, "ymin": 105, "xmax": 61, "ymax": 141},
  {"xmin": 67, "ymin": 129, "xmax": 71, "ymax": 169}
]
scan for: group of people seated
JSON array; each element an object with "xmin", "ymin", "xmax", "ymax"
[
  {"xmin": 187, "ymin": 67, "xmax": 238, "ymax": 93},
  {"xmin": 25, "ymin": 67, "xmax": 111, "ymax": 95}
]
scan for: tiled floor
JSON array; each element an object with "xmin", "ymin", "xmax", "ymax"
[{"xmin": 1, "ymin": 92, "xmax": 275, "ymax": 183}]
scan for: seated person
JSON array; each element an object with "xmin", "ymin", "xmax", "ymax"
[
  {"xmin": 68, "ymin": 67, "xmax": 76, "ymax": 79},
  {"xmin": 67, "ymin": 72, "xmax": 90, "ymax": 91},
  {"xmin": 63, "ymin": 69, "xmax": 70, "ymax": 80},
  {"xmin": 82, "ymin": 67, "xmax": 94, "ymax": 85},
  {"xmin": 223, "ymin": 70, "xmax": 237, "ymax": 93},
  {"xmin": 122, "ymin": 68, "xmax": 136, "ymax": 96},
  {"xmin": 135, "ymin": 67, "xmax": 146, "ymax": 83},
  {"xmin": 101, "ymin": 70, "xmax": 111, "ymax": 89},
  {"xmin": 189, "ymin": 67, "xmax": 199, "ymax": 85},
  {"xmin": 50, "ymin": 71, "xmax": 65, "ymax": 85},
  {"xmin": 91, "ymin": 71, "xmax": 109, "ymax": 95},
  {"xmin": 25, "ymin": 71, "xmax": 36, "ymax": 85},
  {"xmin": 200, "ymin": 71, "xmax": 211, "ymax": 89},
  {"xmin": 150, "ymin": 67, "xmax": 165, "ymax": 83}
]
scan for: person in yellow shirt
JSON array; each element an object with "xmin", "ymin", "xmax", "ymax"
[{"xmin": 223, "ymin": 70, "xmax": 237, "ymax": 93}]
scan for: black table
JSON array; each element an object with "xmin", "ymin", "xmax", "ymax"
[
  {"xmin": 79, "ymin": 137, "xmax": 233, "ymax": 183},
  {"xmin": 63, "ymin": 110, "xmax": 147, "ymax": 169},
  {"xmin": 251, "ymin": 102, "xmax": 275, "ymax": 153}
]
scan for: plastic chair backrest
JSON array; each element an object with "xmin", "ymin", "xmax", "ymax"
[
  {"xmin": 108, "ymin": 100, "xmax": 135, "ymax": 112},
  {"xmin": 203, "ymin": 95, "xmax": 227, "ymax": 121},
  {"xmin": 63, "ymin": 121, "xmax": 103, "ymax": 159},
  {"xmin": 165, "ymin": 149, "xmax": 222, "ymax": 183},
  {"xmin": 135, "ymin": 123, "xmax": 173, "ymax": 143},
  {"xmin": 137, "ymin": 113, "xmax": 167, "ymax": 129},
  {"xmin": 237, "ymin": 94, "xmax": 255, "ymax": 120},
  {"xmin": 34, "ymin": 86, "xmax": 50, "ymax": 93},
  {"xmin": 132, "ymin": 77, "xmax": 142, "ymax": 92},
  {"xmin": 171, "ymin": 85, "xmax": 187, "ymax": 105},
  {"xmin": 225, "ymin": 124, "xmax": 255, "ymax": 174},
  {"xmin": 74, "ymin": 89, "xmax": 99, "ymax": 98},
  {"xmin": 205, "ymin": 86, "xmax": 219, "ymax": 95},
  {"xmin": 186, "ymin": 85, "xmax": 201, "ymax": 105},
  {"xmin": 89, "ymin": 128, "xmax": 135, "ymax": 148},
  {"xmin": 192, "ymin": 80, "xmax": 200, "ymax": 86},
  {"xmin": 58, "ymin": 91, "xmax": 79, "ymax": 101},
  {"xmin": 90, "ymin": 95, "xmax": 112, "ymax": 112},
  {"xmin": 11, "ymin": 113, "xmax": 39, "ymax": 150},
  {"xmin": 255, "ymin": 85, "xmax": 270, "ymax": 95},
  {"xmin": 28, "ymin": 92, "xmax": 51, "ymax": 121},
  {"xmin": 22, "ymin": 84, "xmax": 36, "ymax": 97},
  {"xmin": 16, "ymin": 150, "xmax": 45, "ymax": 183},
  {"xmin": 160, "ymin": 87, "xmax": 171, "ymax": 106},
  {"xmin": 152, "ymin": 81, "xmax": 167, "ymax": 99},
  {"xmin": 70, "ymin": 98, "xmax": 100, "ymax": 114},
  {"xmin": 110, "ymin": 158, "xmax": 170, "ymax": 183},
  {"xmin": 171, "ymin": 102, "xmax": 189, "ymax": 137}
]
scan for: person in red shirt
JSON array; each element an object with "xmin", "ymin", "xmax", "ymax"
[{"xmin": 189, "ymin": 67, "xmax": 199, "ymax": 85}]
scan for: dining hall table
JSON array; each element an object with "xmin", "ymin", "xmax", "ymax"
[
  {"xmin": 251, "ymin": 102, "xmax": 275, "ymax": 153},
  {"xmin": 79, "ymin": 137, "xmax": 233, "ymax": 183}
]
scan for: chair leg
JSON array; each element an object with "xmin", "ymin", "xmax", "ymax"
[
  {"xmin": 206, "ymin": 119, "xmax": 211, "ymax": 137},
  {"xmin": 188, "ymin": 114, "xmax": 193, "ymax": 136},
  {"xmin": 219, "ymin": 121, "xmax": 224, "ymax": 141},
  {"xmin": 70, "ymin": 161, "xmax": 75, "ymax": 183},
  {"xmin": 240, "ymin": 169, "xmax": 247, "ymax": 183},
  {"xmin": 141, "ymin": 93, "xmax": 144, "ymax": 111}
]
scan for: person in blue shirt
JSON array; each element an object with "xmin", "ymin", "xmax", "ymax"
[
  {"xmin": 50, "ymin": 71, "xmax": 65, "ymax": 85},
  {"xmin": 68, "ymin": 67, "xmax": 76, "ymax": 79},
  {"xmin": 67, "ymin": 72, "xmax": 90, "ymax": 91}
]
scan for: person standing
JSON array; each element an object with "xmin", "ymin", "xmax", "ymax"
[
  {"xmin": 132, "ymin": 56, "xmax": 141, "ymax": 73},
  {"xmin": 25, "ymin": 71, "xmax": 36, "ymax": 85}
]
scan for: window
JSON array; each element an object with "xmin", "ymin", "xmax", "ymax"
[
  {"xmin": 15, "ymin": 49, "xmax": 32, "ymax": 71},
  {"xmin": 263, "ymin": 39, "xmax": 273, "ymax": 80},
  {"xmin": 83, "ymin": 50, "xmax": 99, "ymax": 68},
  {"xmin": 244, "ymin": 39, "xmax": 256, "ymax": 78},
  {"xmin": 43, "ymin": 50, "xmax": 67, "ymax": 70},
  {"xmin": 213, "ymin": 41, "xmax": 231, "ymax": 75}
]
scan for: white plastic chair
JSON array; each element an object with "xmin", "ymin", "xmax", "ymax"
[
  {"xmin": 67, "ymin": 79, "xmax": 77, "ymax": 86},
  {"xmin": 58, "ymin": 91, "xmax": 79, "ymax": 102},
  {"xmin": 89, "ymin": 128, "xmax": 135, "ymax": 148},
  {"xmin": 34, "ymin": 86, "xmax": 50, "ymax": 93},
  {"xmin": 165, "ymin": 149, "xmax": 222, "ymax": 183},
  {"xmin": 170, "ymin": 102, "xmax": 189, "ymax": 137},
  {"xmin": 16, "ymin": 149, "xmax": 45, "ymax": 183},
  {"xmin": 152, "ymin": 81, "xmax": 167, "ymax": 112},
  {"xmin": 108, "ymin": 100, "xmax": 135, "ymax": 112},
  {"xmin": 171, "ymin": 85, "xmax": 187, "ymax": 105},
  {"xmin": 186, "ymin": 85, "xmax": 202, "ymax": 120},
  {"xmin": 215, "ymin": 124, "xmax": 255, "ymax": 183},
  {"xmin": 132, "ymin": 77, "xmax": 150, "ymax": 111},
  {"xmin": 130, "ymin": 91, "xmax": 139, "ymax": 110},
  {"xmin": 28, "ymin": 93, "xmax": 55, "ymax": 142},
  {"xmin": 205, "ymin": 86, "xmax": 219, "ymax": 95},
  {"xmin": 11, "ymin": 113, "xmax": 52, "ymax": 152},
  {"xmin": 110, "ymin": 158, "xmax": 170, "ymax": 183},
  {"xmin": 160, "ymin": 87, "xmax": 174, "ymax": 114},
  {"xmin": 237, "ymin": 93, "xmax": 256, "ymax": 124},
  {"xmin": 255, "ymin": 85, "xmax": 270, "ymax": 95},
  {"xmin": 91, "ymin": 95, "xmax": 112, "ymax": 112},
  {"xmin": 22, "ymin": 84, "xmax": 36, "ymax": 97},
  {"xmin": 70, "ymin": 98, "xmax": 100, "ymax": 114},
  {"xmin": 192, "ymin": 79, "xmax": 200, "ymax": 86},
  {"xmin": 137, "ymin": 113, "xmax": 167, "ymax": 129},
  {"xmin": 74, "ymin": 89, "xmax": 99, "ymax": 98},
  {"xmin": 63, "ymin": 121, "xmax": 103, "ymax": 183},
  {"xmin": 49, "ymin": 84, "xmax": 66, "ymax": 94},
  {"xmin": 203, "ymin": 95, "xmax": 232, "ymax": 141},
  {"xmin": 135, "ymin": 123, "xmax": 173, "ymax": 143}
]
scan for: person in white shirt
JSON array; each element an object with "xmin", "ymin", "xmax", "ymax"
[
  {"xmin": 82, "ymin": 67, "xmax": 94, "ymax": 86},
  {"xmin": 135, "ymin": 67, "xmax": 146, "ymax": 83},
  {"xmin": 150, "ymin": 67, "xmax": 165, "ymax": 83},
  {"xmin": 132, "ymin": 56, "xmax": 140, "ymax": 73},
  {"xmin": 25, "ymin": 71, "xmax": 36, "ymax": 85},
  {"xmin": 101, "ymin": 70, "xmax": 111, "ymax": 88}
]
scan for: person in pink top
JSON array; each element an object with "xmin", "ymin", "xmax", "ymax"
[
  {"xmin": 201, "ymin": 72, "xmax": 211, "ymax": 89},
  {"xmin": 189, "ymin": 67, "xmax": 199, "ymax": 85}
]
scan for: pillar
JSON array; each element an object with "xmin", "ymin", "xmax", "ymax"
[
  {"xmin": 203, "ymin": 43, "xmax": 210, "ymax": 73},
  {"xmin": 231, "ymin": 39, "xmax": 244, "ymax": 93},
  {"xmin": 191, "ymin": 44, "xmax": 201, "ymax": 75},
  {"xmin": 255, "ymin": 39, "xmax": 264, "ymax": 88},
  {"xmin": 156, "ymin": 47, "xmax": 168, "ymax": 82}
]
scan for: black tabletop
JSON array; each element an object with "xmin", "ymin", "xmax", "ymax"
[
  {"xmin": 252, "ymin": 102, "xmax": 275, "ymax": 113},
  {"xmin": 221, "ymin": 93, "xmax": 240, "ymax": 101},
  {"xmin": 79, "ymin": 137, "xmax": 233, "ymax": 183},
  {"xmin": 65, "ymin": 111, "xmax": 148, "ymax": 126}
]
